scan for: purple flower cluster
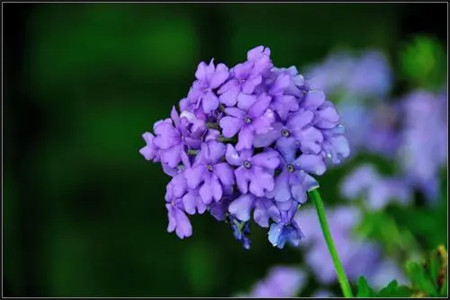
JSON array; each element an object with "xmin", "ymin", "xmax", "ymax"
[
  {"xmin": 306, "ymin": 50, "xmax": 392, "ymax": 99},
  {"xmin": 341, "ymin": 164, "xmax": 412, "ymax": 210},
  {"xmin": 340, "ymin": 89, "xmax": 447, "ymax": 206},
  {"xmin": 139, "ymin": 46, "xmax": 349, "ymax": 249},
  {"xmin": 398, "ymin": 90, "xmax": 448, "ymax": 201}
]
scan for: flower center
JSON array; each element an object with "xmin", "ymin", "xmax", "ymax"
[
  {"xmin": 281, "ymin": 129, "xmax": 290, "ymax": 137},
  {"xmin": 244, "ymin": 117, "xmax": 252, "ymax": 124},
  {"xmin": 207, "ymin": 164, "xmax": 214, "ymax": 172},
  {"xmin": 243, "ymin": 160, "xmax": 252, "ymax": 169},
  {"xmin": 286, "ymin": 164, "xmax": 295, "ymax": 173}
]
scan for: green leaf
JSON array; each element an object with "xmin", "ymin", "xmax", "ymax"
[
  {"xmin": 406, "ymin": 261, "xmax": 438, "ymax": 296},
  {"xmin": 357, "ymin": 276, "xmax": 374, "ymax": 297},
  {"xmin": 376, "ymin": 280, "xmax": 411, "ymax": 297},
  {"xmin": 376, "ymin": 280, "xmax": 398, "ymax": 296},
  {"xmin": 429, "ymin": 250, "xmax": 440, "ymax": 289}
]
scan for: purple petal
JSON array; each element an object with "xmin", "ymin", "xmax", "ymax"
[
  {"xmin": 252, "ymin": 109, "xmax": 276, "ymax": 135},
  {"xmin": 199, "ymin": 177, "xmax": 214, "ymax": 204},
  {"xmin": 228, "ymin": 194, "xmax": 255, "ymax": 222},
  {"xmin": 250, "ymin": 167, "xmax": 274, "ymax": 197},
  {"xmin": 253, "ymin": 123, "xmax": 282, "ymax": 148},
  {"xmin": 204, "ymin": 140, "xmax": 226, "ymax": 163},
  {"xmin": 209, "ymin": 63, "xmax": 229, "ymax": 89},
  {"xmin": 211, "ymin": 176, "xmax": 223, "ymax": 202},
  {"xmin": 271, "ymin": 171, "xmax": 291, "ymax": 202},
  {"xmin": 170, "ymin": 106, "xmax": 180, "ymax": 128},
  {"xmin": 237, "ymin": 93, "xmax": 257, "ymax": 110},
  {"xmin": 233, "ymin": 61, "xmax": 253, "ymax": 79},
  {"xmin": 287, "ymin": 109, "xmax": 314, "ymax": 131},
  {"xmin": 248, "ymin": 92, "xmax": 272, "ymax": 118},
  {"xmin": 247, "ymin": 45, "xmax": 270, "ymax": 60},
  {"xmin": 174, "ymin": 208, "xmax": 192, "ymax": 239},
  {"xmin": 195, "ymin": 61, "xmax": 209, "ymax": 81},
  {"xmin": 296, "ymin": 126, "xmax": 323, "ymax": 154},
  {"xmin": 270, "ymin": 73, "xmax": 290, "ymax": 95},
  {"xmin": 242, "ymin": 75, "xmax": 262, "ymax": 94},
  {"xmin": 226, "ymin": 144, "xmax": 243, "ymax": 166},
  {"xmin": 252, "ymin": 151, "xmax": 280, "ymax": 170},
  {"xmin": 219, "ymin": 116, "xmax": 243, "ymax": 138},
  {"xmin": 160, "ymin": 144, "xmax": 182, "ymax": 168},
  {"xmin": 202, "ymin": 91, "xmax": 219, "ymax": 113},
  {"xmin": 254, "ymin": 198, "xmax": 280, "ymax": 227},
  {"xmin": 315, "ymin": 102, "xmax": 339, "ymax": 128},
  {"xmin": 271, "ymin": 95, "xmax": 299, "ymax": 121},
  {"xmin": 153, "ymin": 122, "xmax": 179, "ymax": 149},
  {"xmin": 290, "ymin": 178, "xmax": 307, "ymax": 203},
  {"xmin": 303, "ymin": 90, "xmax": 326, "ymax": 110},
  {"xmin": 214, "ymin": 162, "xmax": 235, "ymax": 186},
  {"xmin": 224, "ymin": 107, "xmax": 246, "ymax": 118},
  {"xmin": 219, "ymin": 82, "xmax": 240, "ymax": 106},
  {"xmin": 236, "ymin": 126, "xmax": 254, "ymax": 151},
  {"xmin": 276, "ymin": 137, "xmax": 298, "ymax": 163},
  {"xmin": 184, "ymin": 165, "xmax": 205, "ymax": 189},
  {"xmin": 294, "ymin": 154, "xmax": 326, "ymax": 176},
  {"xmin": 235, "ymin": 167, "xmax": 250, "ymax": 194}
]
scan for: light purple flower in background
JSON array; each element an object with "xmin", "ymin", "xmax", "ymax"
[
  {"xmin": 398, "ymin": 90, "xmax": 447, "ymax": 201},
  {"xmin": 312, "ymin": 290, "xmax": 334, "ymax": 298},
  {"xmin": 306, "ymin": 50, "xmax": 392, "ymax": 99},
  {"xmin": 219, "ymin": 92, "xmax": 275, "ymax": 150},
  {"xmin": 186, "ymin": 59, "xmax": 229, "ymax": 114},
  {"xmin": 226, "ymin": 144, "xmax": 280, "ymax": 197},
  {"xmin": 346, "ymin": 51, "xmax": 392, "ymax": 98},
  {"xmin": 341, "ymin": 164, "xmax": 412, "ymax": 210},
  {"xmin": 338, "ymin": 103, "xmax": 400, "ymax": 157},
  {"xmin": 295, "ymin": 206, "xmax": 407, "ymax": 288},
  {"xmin": 246, "ymin": 266, "xmax": 306, "ymax": 297},
  {"xmin": 184, "ymin": 141, "xmax": 234, "ymax": 204}
]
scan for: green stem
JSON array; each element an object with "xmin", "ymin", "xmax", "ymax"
[{"xmin": 308, "ymin": 188, "xmax": 354, "ymax": 298}]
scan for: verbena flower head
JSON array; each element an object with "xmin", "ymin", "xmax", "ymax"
[{"xmin": 139, "ymin": 46, "xmax": 349, "ymax": 249}]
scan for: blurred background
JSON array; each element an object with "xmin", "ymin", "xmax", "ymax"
[{"xmin": 3, "ymin": 3, "xmax": 447, "ymax": 297}]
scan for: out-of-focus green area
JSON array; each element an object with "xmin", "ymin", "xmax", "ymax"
[{"xmin": 3, "ymin": 3, "xmax": 447, "ymax": 297}]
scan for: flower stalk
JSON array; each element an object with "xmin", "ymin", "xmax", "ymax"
[{"xmin": 309, "ymin": 188, "xmax": 354, "ymax": 298}]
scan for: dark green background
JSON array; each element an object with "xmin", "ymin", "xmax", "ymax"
[{"xmin": 3, "ymin": 3, "xmax": 447, "ymax": 297}]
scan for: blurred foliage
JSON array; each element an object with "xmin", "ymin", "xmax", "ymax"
[
  {"xmin": 356, "ymin": 276, "xmax": 411, "ymax": 297},
  {"xmin": 399, "ymin": 35, "xmax": 447, "ymax": 91},
  {"xmin": 4, "ymin": 3, "xmax": 447, "ymax": 297},
  {"xmin": 356, "ymin": 246, "xmax": 448, "ymax": 297}
]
